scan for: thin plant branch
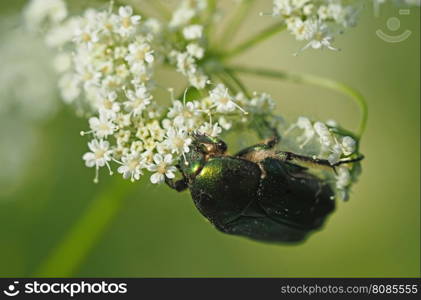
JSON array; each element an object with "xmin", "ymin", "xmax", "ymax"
[
  {"xmin": 34, "ymin": 179, "xmax": 136, "ymax": 277},
  {"xmin": 145, "ymin": 0, "xmax": 171, "ymax": 20},
  {"xmin": 222, "ymin": 22, "xmax": 286, "ymax": 59},
  {"xmin": 205, "ymin": 0, "xmax": 217, "ymax": 42},
  {"xmin": 219, "ymin": 0, "xmax": 255, "ymax": 47},
  {"xmin": 223, "ymin": 69, "xmax": 251, "ymax": 98},
  {"xmin": 215, "ymin": 73, "xmax": 238, "ymax": 95},
  {"xmin": 227, "ymin": 65, "xmax": 368, "ymax": 139}
]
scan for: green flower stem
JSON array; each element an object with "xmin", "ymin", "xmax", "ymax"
[
  {"xmin": 223, "ymin": 69, "xmax": 251, "ymax": 98},
  {"xmin": 34, "ymin": 178, "xmax": 136, "ymax": 277},
  {"xmin": 219, "ymin": 0, "xmax": 256, "ymax": 47},
  {"xmin": 215, "ymin": 73, "xmax": 238, "ymax": 95},
  {"xmin": 205, "ymin": 0, "xmax": 217, "ymax": 42},
  {"xmin": 146, "ymin": 0, "xmax": 171, "ymax": 20},
  {"xmin": 222, "ymin": 22, "xmax": 286, "ymax": 59},
  {"xmin": 227, "ymin": 65, "xmax": 368, "ymax": 139},
  {"xmin": 206, "ymin": 0, "xmax": 217, "ymax": 19}
]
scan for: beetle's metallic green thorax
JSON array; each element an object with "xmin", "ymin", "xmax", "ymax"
[
  {"xmin": 178, "ymin": 133, "xmax": 228, "ymax": 182},
  {"xmin": 179, "ymin": 148, "xmax": 206, "ymax": 181}
]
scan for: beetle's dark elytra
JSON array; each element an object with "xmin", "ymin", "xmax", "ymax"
[{"xmin": 165, "ymin": 134, "xmax": 361, "ymax": 243}]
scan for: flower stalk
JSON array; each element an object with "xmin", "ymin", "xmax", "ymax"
[
  {"xmin": 226, "ymin": 65, "xmax": 368, "ymax": 139},
  {"xmin": 35, "ymin": 178, "xmax": 136, "ymax": 277},
  {"xmin": 222, "ymin": 22, "xmax": 286, "ymax": 59},
  {"xmin": 219, "ymin": 0, "xmax": 256, "ymax": 47}
]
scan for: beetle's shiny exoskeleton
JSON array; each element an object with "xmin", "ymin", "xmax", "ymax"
[{"xmin": 165, "ymin": 133, "xmax": 363, "ymax": 243}]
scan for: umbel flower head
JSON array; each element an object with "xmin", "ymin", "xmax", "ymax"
[
  {"xmin": 270, "ymin": 0, "xmax": 362, "ymax": 53},
  {"xmin": 22, "ymin": 0, "xmax": 376, "ymax": 201}
]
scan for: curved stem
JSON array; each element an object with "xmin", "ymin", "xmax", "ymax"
[
  {"xmin": 222, "ymin": 22, "xmax": 286, "ymax": 59},
  {"xmin": 215, "ymin": 73, "xmax": 238, "ymax": 94},
  {"xmin": 34, "ymin": 178, "xmax": 136, "ymax": 277},
  {"xmin": 227, "ymin": 65, "xmax": 368, "ymax": 139},
  {"xmin": 219, "ymin": 0, "xmax": 255, "ymax": 47},
  {"xmin": 205, "ymin": 0, "xmax": 217, "ymax": 40},
  {"xmin": 146, "ymin": 0, "xmax": 171, "ymax": 20},
  {"xmin": 223, "ymin": 69, "xmax": 251, "ymax": 98}
]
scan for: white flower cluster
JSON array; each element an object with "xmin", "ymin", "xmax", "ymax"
[
  {"xmin": 170, "ymin": 0, "xmax": 208, "ymax": 28},
  {"xmin": 24, "ymin": 0, "xmax": 273, "ymax": 185},
  {"xmin": 284, "ymin": 116, "xmax": 360, "ymax": 200},
  {"xmin": 81, "ymin": 82, "xmax": 271, "ymax": 184},
  {"xmin": 0, "ymin": 21, "xmax": 58, "ymax": 196},
  {"xmin": 24, "ymin": 0, "xmax": 67, "ymax": 30},
  {"xmin": 169, "ymin": 1, "xmax": 209, "ymax": 89},
  {"xmin": 44, "ymin": 5, "xmax": 155, "ymax": 109},
  {"xmin": 271, "ymin": 0, "xmax": 361, "ymax": 52},
  {"xmin": 23, "ymin": 0, "xmax": 364, "ymax": 200}
]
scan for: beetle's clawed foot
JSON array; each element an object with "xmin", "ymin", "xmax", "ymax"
[
  {"xmin": 330, "ymin": 154, "xmax": 364, "ymax": 174},
  {"xmin": 262, "ymin": 135, "xmax": 280, "ymax": 149},
  {"xmin": 332, "ymin": 155, "xmax": 365, "ymax": 167}
]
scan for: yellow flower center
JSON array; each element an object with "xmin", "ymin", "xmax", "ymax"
[
  {"xmin": 99, "ymin": 123, "xmax": 110, "ymax": 131},
  {"xmin": 174, "ymin": 137, "xmax": 184, "ymax": 149},
  {"xmin": 83, "ymin": 72, "xmax": 93, "ymax": 81},
  {"xmin": 136, "ymin": 50, "xmax": 145, "ymax": 60},
  {"xmin": 157, "ymin": 162, "xmax": 167, "ymax": 174},
  {"xmin": 82, "ymin": 33, "xmax": 91, "ymax": 42},
  {"xmin": 128, "ymin": 160, "xmax": 139, "ymax": 171},
  {"xmin": 104, "ymin": 99, "xmax": 113, "ymax": 110},
  {"xmin": 182, "ymin": 110, "xmax": 192, "ymax": 118},
  {"xmin": 219, "ymin": 97, "xmax": 230, "ymax": 105},
  {"xmin": 122, "ymin": 17, "xmax": 132, "ymax": 28},
  {"xmin": 95, "ymin": 149, "xmax": 105, "ymax": 159}
]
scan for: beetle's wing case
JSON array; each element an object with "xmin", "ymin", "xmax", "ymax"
[
  {"xmin": 221, "ymin": 215, "xmax": 309, "ymax": 242},
  {"xmin": 185, "ymin": 148, "xmax": 335, "ymax": 243},
  {"xmin": 257, "ymin": 157, "xmax": 335, "ymax": 230},
  {"xmin": 188, "ymin": 156, "xmax": 261, "ymax": 227},
  {"xmin": 187, "ymin": 155, "xmax": 320, "ymax": 243}
]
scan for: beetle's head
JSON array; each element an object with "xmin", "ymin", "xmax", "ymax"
[
  {"xmin": 192, "ymin": 133, "xmax": 227, "ymax": 156},
  {"xmin": 177, "ymin": 134, "xmax": 227, "ymax": 179}
]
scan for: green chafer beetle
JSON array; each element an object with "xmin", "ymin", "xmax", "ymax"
[{"xmin": 165, "ymin": 133, "xmax": 363, "ymax": 243}]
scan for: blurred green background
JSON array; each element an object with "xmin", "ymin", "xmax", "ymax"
[{"xmin": 0, "ymin": 1, "xmax": 419, "ymax": 277}]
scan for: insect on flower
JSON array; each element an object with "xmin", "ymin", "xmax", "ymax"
[
  {"xmin": 165, "ymin": 129, "xmax": 363, "ymax": 243},
  {"xmin": 21, "ymin": 0, "xmax": 376, "ymax": 243}
]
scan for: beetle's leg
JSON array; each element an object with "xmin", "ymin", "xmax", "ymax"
[
  {"xmin": 165, "ymin": 164, "xmax": 189, "ymax": 192},
  {"xmin": 165, "ymin": 177, "xmax": 188, "ymax": 192},
  {"xmin": 332, "ymin": 155, "xmax": 365, "ymax": 167},
  {"xmin": 235, "ymin": 135, "xmax": 280, "ymax": 158},
  {"xmin": 259, "ymin": 118, "xmax": 281, "ymax": 148},
  {"xmin": 253, "ymin": 117, "xmax": 281, "ymax": 143},
  {"xmin": 235, "ymin": 117, "xmax": 281, "ymax": 158},
  {"xmin": 262, "ymin": 135, "xmax": 280, "ymax": 149},
  {"xmin": 276, "ymin": 151, "xmax": 364, "ymax": 171}
]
